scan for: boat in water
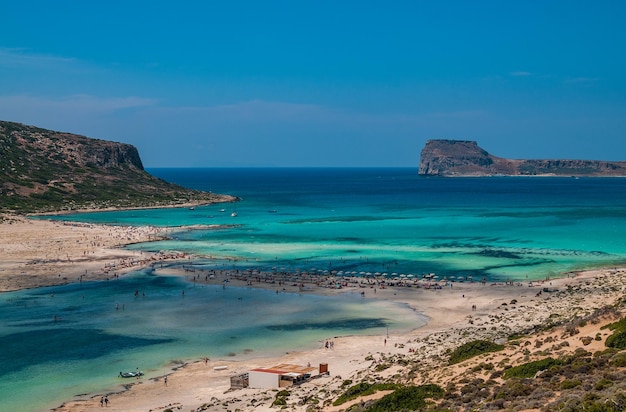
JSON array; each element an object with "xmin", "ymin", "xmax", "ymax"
[
  {"xmin": 231, "ymin": 211, "xmax": 238, "ymax": 217},
  {"xmin": 119, "ymin": 370, "xmax": 144, "ymax": 378}
]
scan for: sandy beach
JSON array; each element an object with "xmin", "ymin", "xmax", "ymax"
[
  {"xmin": 0, "ymin": 214, "xmax": 184, "ymax": 292},
  {"xmin": 2, "ymin": 215, "xmax": 625, "ymax": 411}
]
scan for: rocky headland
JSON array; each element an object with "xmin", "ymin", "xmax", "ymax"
[
  {"xmin": 0, "ymin": 121, "xmax": 235, "ymax": 213},
  {"xmin": 419, "ymin": 140, "xmax": 626, "ymax": 177}
]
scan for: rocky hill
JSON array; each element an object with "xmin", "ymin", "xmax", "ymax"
[
  {"xmin": 419, "ymin": 140, "xmax": 626, "ymax": 177},
  {"xmin": 0, "ymin": 121, "xmax": 235, "ymax": 213}
]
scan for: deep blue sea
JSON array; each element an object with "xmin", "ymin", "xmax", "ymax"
[{"xmin": 4, "ymin": 168, "xmax": 626, "ymax": 411}]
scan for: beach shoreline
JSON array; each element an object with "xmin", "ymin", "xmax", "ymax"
[
  {"xmin": 26, "ymin": 196, "xmax": 239, "ymax": 217},
  {"xmin": 2, "ymin": 215, "xmax": 625, "ymax": 411},
  {"xmin": 50, "ymin": 266, "xmax": 626, "ymax": 412}
]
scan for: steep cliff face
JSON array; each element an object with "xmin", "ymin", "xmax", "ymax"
[
  {"xmin": 0, "ymin": 121, "xmax": 233, "ymax": 213},
  {"xmin": 9, "ymin": 123, "xmax": 145, "ymax": 171},
  {"xmin": 419, "ymin": 140, "xmax": 626, "ymax": 176},
  {"xmin": 418, "ymin": 140, "xmax": 494, "ymax": 175}
]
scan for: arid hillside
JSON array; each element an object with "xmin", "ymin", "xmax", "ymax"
[{"xmin": 0, "ymin": 121, "xmax": 234, "ymax": 213}]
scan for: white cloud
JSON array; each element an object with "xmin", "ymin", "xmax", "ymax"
[
  {"xmin": 0, "ymin": 48, "xmax": 76, "ymax": 69},
  {"xmin": 0, "ymin": 94, "xmax": 158, "ymax": 135},
  {"xmin": 564, "ymin": 77, "xmax": 599, "ymax": 86},
  {"xmin": 0, "ymin": 94, "xmax": 157, "ymax": 113},
  {"xmin": 149, "ymin": 99, "xmax": 488, "ymax": 128},
  {"xmin": 423, "ymin": 110, "xmax": 488, "ymax": 119},
  {"xmin": 153, "ymin": 99, "xmax": 328, "ymax": 122},
  {"xmin": 509, "ymin": 71, "xmax": 533, "ymax": 77}
]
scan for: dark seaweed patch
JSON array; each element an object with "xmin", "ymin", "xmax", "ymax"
[
  {"xmin": 266, "ymin": 318, "xmax": 388, "ymax": 331},
  {"xmin": 474, "ymin": 249, "xmax": 523, "ymax": 259},
  {"xmin": 0, "ymin": 328, "xmax": 173, "ymax": 376}
]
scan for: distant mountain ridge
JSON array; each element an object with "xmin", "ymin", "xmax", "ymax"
[
  {"xmin": 418, "ymin": 140, "xmax": 626, "ymax": 177},
  {"xmin": 0, "ymin": 121, "xmax": 234, "ymax": 213}
]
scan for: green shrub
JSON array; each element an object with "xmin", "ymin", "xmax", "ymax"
[
  {"xmin": 333, "ymin": 382, "xmax": 400, "ymax": 406},
  {"xmin": 375, "ymin": 363, "xmax": 390, "ymax": 372},
  {"xmin": 610, "ymin": 352, "xmax": 626, "ymax": 367},
  {"xmin": 503, "ymin": 358, "xmax": 561, "ymax": 379},
  {"xmin": 605, "ymin": 330, "xmax": 626, "ymax": 349},
  {"xmin": 271, "ymin": 396, "xmax": 286, "ymax": 406},
  {"xmin": 595, "ymin": 378, "xmax": 613, "ymax": 390},
  {"xmin": 560, "ymin": 379, "xmax": 581, "ymax": 390},
  {"xmin": 494, "ymin": 379, "xmax": 534, "ymax": 400},
  {"xmin": 367, "ymin": 384, "xmax": 444, "ymax": 412},
  {"xmin": 605, "ymin": 316, "xmax": 626, "ymax": 332},
  {"xmin": 272, "ymin": 389, "xmax": 290, "ymax": 407},
  {"xmin": 448, "ymin": 340, "xmax": 504, "ymax": 365}
]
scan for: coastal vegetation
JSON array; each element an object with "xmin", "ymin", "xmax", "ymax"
[
  {"xmin": 604, "ymin": 317, "xmax": 626, "ymax": 349},
  {"xmin": 365, "ymin": 384, "xmax": 445, "ymax": 411},
  {"xmin": 330, "ymin": 313, "xmax": 626, "ymax": 411},
  {"xmin": 333, "ymin": 382, "xmax": 400, "ymax": 406},
  {"xmin": 446, "ymin": 339, "xmax": 504, "ymax": 365},
  {"xmin": 502, "ymin": 357, "xmax": 561, "ymax": 379}
]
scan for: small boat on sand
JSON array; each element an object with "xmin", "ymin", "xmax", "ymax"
[{"xmin": 119, "ymin": 370, "xmax": 144, "ymax": 378}]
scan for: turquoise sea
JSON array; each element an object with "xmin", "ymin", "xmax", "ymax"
[{"xmin": 4, "ymin": 168, "xmax": 626, "ymax": 411}]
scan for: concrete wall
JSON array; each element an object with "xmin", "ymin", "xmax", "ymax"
[{"xmin": 248, "ymin": 370, "xmax": 279, "ymax": 388}]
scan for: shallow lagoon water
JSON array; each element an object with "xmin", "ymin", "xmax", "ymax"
[
  {"xmin": 0, "ymin": 269, "xmax": 421, "ymax": 411},
  {"xmin": 11, "ymin": 168, "xmax": 626, "ymax": 410}
]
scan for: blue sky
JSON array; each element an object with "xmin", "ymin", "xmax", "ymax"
[{"xmin": 1, "ymin": 1, "xmax": 625, "ymax": 167}]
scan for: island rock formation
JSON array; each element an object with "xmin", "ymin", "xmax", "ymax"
[
  {"xmin": 418, "ymin": 140, "xmax": 626, "ymax": 177},
  {"xmin": 0, "ymin": 121, "xmax": 235, "ymax": 213}
]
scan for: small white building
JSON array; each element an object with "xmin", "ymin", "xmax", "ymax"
[{"xmin": 247, "ymin": 363, "xmax": 320, "ymax": 389}]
